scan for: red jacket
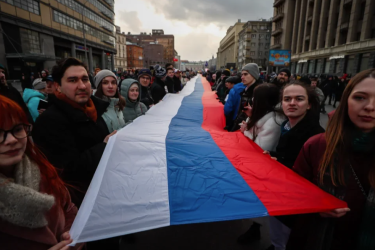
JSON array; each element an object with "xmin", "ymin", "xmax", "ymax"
[
  {"xmin": 288, "ymin": 133, "xmax": 371, "ymax": 250},
  {"xmin": 0, "ymin": 184, "xmax": 79, "ymax": 250}
]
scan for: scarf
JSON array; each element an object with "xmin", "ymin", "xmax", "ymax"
[
  {"xmin": 0, "ymin": 156, "xmax": 55, "ymax": 228},
  {"xmin": 55, "ymin": 90, "xmax": 98, "ymax": 122}
]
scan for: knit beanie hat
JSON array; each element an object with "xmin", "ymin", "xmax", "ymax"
[
  {"xmin": 94, "ymin": 69, "xmax": 117, "ymax": 88},
  {"xmin": 32, "ymin": 78, "xmax": 47, "ymax": 90},
  {"xmin": 154, "ymin": 64, "xmax": 167, "ymax": 78},
  {"xmin": 241, "ymin": 63, "xmax": 259, "ymax": 80},
  {"xmin": 138, "ymin": 69, "xmax": 152, "ymax": 79},
  {"xmin": 225, "ymin": 76, "xmax": 242, "ymax": 84},
  {"xmin": 222, "ymin": 69, "xmax": 231, "ymax": 77},
  {"xmin": 279, "ymin": 68, "xmax": 291, "ymax": 78},
  {"xmin": 0, "ymin": 63, "xmax": 5, "ymax": 70}
]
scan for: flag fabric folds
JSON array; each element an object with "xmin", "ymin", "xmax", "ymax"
[{"xmin": 69, "ymin": 76, "xmax": 347, "ymax": 245}]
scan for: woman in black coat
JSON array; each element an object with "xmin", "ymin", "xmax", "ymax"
[{"xmin": 265, "ymin": 81, "xmax": 325, "ymax": 250}]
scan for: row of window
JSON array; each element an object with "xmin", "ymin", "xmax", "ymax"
[
  {"xmin": 87, "ymin": 0, "xmax": 114, "ymax": 20},
  {"xmin": 56, "ymin": 0, "xmax": 115, "ymax": 33},
  {"xmin": 250, "ymin": 51, "xmax": 268, "ymax": 56},
  {"xmin": 2, "ymin": 0, "xmax": 40, "ymax": 15},
  {"xmin": 20, "ymin": 28, "xmax": 41, "ymax": 53},
  {"xmin": 251, "ymin": 25, "xmax": 271, "ymax": 30},
  {"xmin": 53, "ymin": 10, "xmax": 115, "ymax": 47}
]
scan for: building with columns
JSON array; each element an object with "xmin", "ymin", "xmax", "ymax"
[
  {"xmin": 0, "ymin": 0, "xmax": 116, "ymax": 79},
  {"xmin": 114, "ymin": 26, "xmax": 127, "ymax": 72},
  {"xmin": 271, "ymin": 0, "xmax": 375, "ymax": 75}
]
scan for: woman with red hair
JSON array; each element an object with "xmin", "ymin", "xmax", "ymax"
[{"xmin": 0, "ymin": 95, "xmax": 82, "ymax": 250}]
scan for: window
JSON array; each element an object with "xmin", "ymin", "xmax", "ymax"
[
  {"xmin": 252, "ymin": 34, "xmax": 256, "ymax": 38},
  {"xmin": 250, "ymin": 51, "xmax": 255, "ymax": 56},
  {"xmin": 56, "ymin": 0, "xmax": 115, "ymax": 32},
  {"xmin": 259, "ymin": 51, "xmax": 262, "ymax": 56},
  {"xmin": 259, "ymin": 43, "xmax": 263, "ymax": 46},
  {"xmin": 20, "ymin": 28, "xmax": 41, "ymax": 53},
  {"xmin": 259, "ymin": 35, "xmax": 264, "ymax": 38},
  {"xmin": 6, "ymin": 0, "xmax": 40, "ymax": 15},
  {"xmin": 252, "ymin": 25, "xmax": 257, "ymax": 30},
  {"xmin": 260, "ymin": 25, "xmax": 265, "ymax": 30},
  {"xmin": 53, "ymin": 10, "xmax": 115, "ymax": 47},
  {"xmin": 251, "ymin": 43, "xmax": 256, "ymax": 47}
]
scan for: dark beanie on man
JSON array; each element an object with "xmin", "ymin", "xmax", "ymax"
[
  {"xmin": 138, "ymin": 69, "xmax": 152, "ymax": 79},
  {"xmin": 222, "ymin": 69, "xmax": 231, "ymax": 77},
  {"xmin": 225, "ymin": 76, "xmax": 242, "ymax": 84},
  {"xmin": 279, "ymin": 68, "xmax": 291, "ymax": 78}
]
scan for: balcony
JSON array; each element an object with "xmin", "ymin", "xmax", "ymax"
[
  {"xmin": 272, "ymin": 28, "xmax": 283, "ymax": 36},
  {"xmin": 272, "ymin": 13, "xmax": 284, "ymax": 22},
  {"xmin": 270, "ymin": 44, "xmax": 282, "ymax": 49},
  {"xmin": 246, "ymin": 36, "xmax": 251, "ymax": 41},
  {"xmin": 273, "ymin": 0, "xmax": 285, "ymax": 7}
]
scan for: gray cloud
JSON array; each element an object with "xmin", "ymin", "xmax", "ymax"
[
  {"xmin": 117, "ymin": 10, "xmax": 143, "ymax": 34},
  {"xmin": 148, "ymin": 0, "xmax": 274, "ymax": 27}
]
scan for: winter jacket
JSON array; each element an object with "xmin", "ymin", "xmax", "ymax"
[
  {"xmin": 150, "ymin": 80, "xmax": 166, "ymax": 104},
  {"xmin": 101, "ymin": 97, "xmax": 126, "ymax": 133},
  {"xmin": 165, "ymin": 76, "xmax": 175, "ymax": 93},
  {"xmin": 229, "ymin": 81, "xmax": 260, "ymax": 132},
  {"xmin": 288, "ymin": 133, "xmax": 372, "ymax": 250},
  {"xmin": 154, "ymin": 77, "xmax": 167, "ymax": 93},
  {"xmin": 216, "ymin": 77, "xmax": 228, "ymax": 102},
  {"xmin": 22, "ymin": 88, "xmax": 46, "ymax": 122},
  {"xmin": 120, "ymin": 79, "xmax": 147, "ymax": 124},
  {"xmin": 314, "ymin": 87, "xmax": 325, "ymax": 103},
  {"xmin": 173, "ymin": 75, "xmax": 182, "ymax": 92},
  {"xmin": 0, "ymin": 83, "xmax": 34, "ymax": 124},
  {"xmin": 32, "ymin": 95, "xmax": 109, "ymax": 207},
  {"xmin": 270, "ymin": 112, "xmax": 325, "ymax": 169},
  {"xmin": 224, "ymin": 83, "xmax": 246, "ymax": 120},
  {"xmin": 244, "ymin": 112, "xmax": 286, "ymax": 152},
  {"xmin": 0, "ymin": 183, "xmax": 79, "ymax": 250},
  {"xmin": 140, "ymin": 85, "xmax": 155, "ymax": 109}
]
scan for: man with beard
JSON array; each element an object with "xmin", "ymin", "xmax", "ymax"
[
  {"xmin": 0, "ymin": 64, "xmax": 34, "ymax": 124},
  {"xmin": 32, "ymin": 58, "xmax": 116, "ymax": 208},
  {"xmin": 272, "ymin": 68, "xmax": 291, "ymax": 89}
]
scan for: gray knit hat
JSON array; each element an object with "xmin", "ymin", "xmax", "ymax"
[
  {"xmin": 32, "ymin": 78, "xmax": 47, "ymax": 90},
  {"xmin": 154, "ymin": 64, "xmax": 167, "ymax": 78},
  {"xmin": 94, "ymin": 69, "xmax": 117, "ymax": 88},
  {"xmin": 241, "ymin": 63, "xmax": 260, "ymax": 80}
]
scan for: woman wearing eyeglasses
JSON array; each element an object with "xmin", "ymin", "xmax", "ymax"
[{"xmin": 0, "ymin": 95, "xmax": 82, "ymax": 250}]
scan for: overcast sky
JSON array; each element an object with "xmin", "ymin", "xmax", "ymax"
[{"xmin": 114, "ymin": 0, "xmax": 274, "ymax": 61}]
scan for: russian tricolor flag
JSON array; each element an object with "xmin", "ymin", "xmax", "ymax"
[{"xmin": 70, "ymin": 76, "xmax": 346, "ymax": 245}]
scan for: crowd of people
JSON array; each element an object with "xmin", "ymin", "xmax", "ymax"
[
  {"xmin": 208, "ymin": 64, "xmax": 375, "ymax": 250},
  {"xmin": 0, "ymin": 56, "xmax": 374, "ymax": 250}
]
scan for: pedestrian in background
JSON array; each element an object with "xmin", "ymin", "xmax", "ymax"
[
  {"xmin": 94, "ymin": 69, "xmax": 126, "ymax": 133},
  {"xmin": 287, "ymin": 68, "xmax": 375, "ymax": 250},
  {"xmin": 22, "ymin": 78, "xmax": 48, "ymax": 121}
]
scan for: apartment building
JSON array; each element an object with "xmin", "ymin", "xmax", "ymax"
[
  {"xmin": 114, "ymin": 25, "xmax": 126, "ymax": 72},
  {"xmin": 126, "ymin": 43, "xmax": 143, "ymax": 69},
  {"xmin": 237, "ymin": 19, "xmax": 272, "ymax": 71},
  {"xmin": 0, "ymin": 0, "xmax": 117, "ymax": 79}
]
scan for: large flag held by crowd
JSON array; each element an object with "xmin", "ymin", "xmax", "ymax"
[{"xmin": 69, "ymin": 76, "xmax": 346, "ymax": 245}]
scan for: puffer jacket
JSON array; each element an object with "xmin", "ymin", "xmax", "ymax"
[
  {"xmin": 22, "ymin": 88, "xmax": 46, "ymax": 121},
  {"xmin": 120, "ymin": 79, "xmax": 147, "ymax": 124},
  {"xmin": 101, "ymin": 97, "xmax": 126, "ymax": 133}
]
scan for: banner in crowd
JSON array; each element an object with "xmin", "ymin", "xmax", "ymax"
[
  {"xmin": 69, "ymin": 76, "xmax": 346, "ymax": 245},
  {"xmin": 269, "ymin": 50, "xmax": 291, "ymax": 67}
]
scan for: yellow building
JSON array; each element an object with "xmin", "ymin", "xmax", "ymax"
[
  {"xmin": 0, "ymin": 0, "xmax": 116, "ymax": 79},
  {"xmin": 216, "ymin": 20, "xmax": 246, "ymax": 69}
]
